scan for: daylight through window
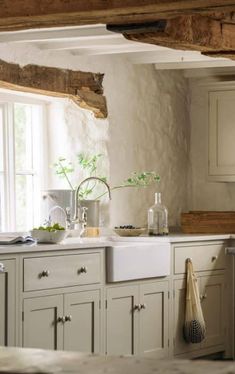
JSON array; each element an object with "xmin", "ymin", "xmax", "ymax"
[{"xmin": 0, "ymin": 97, "xmax": 44, "ymax": 232}]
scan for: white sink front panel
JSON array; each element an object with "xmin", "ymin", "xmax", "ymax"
[{"xmin": 106, "ymin": 242, "xmax": 170, "ymax": 282}]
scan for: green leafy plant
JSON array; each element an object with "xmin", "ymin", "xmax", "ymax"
[{"xmin": 53, "ymin": 153, "xmax": 160, "ymax": 200}]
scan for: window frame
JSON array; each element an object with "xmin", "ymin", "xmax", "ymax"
[{"xmin": 0, "ymin": 92, "xmax": 48, "ymax": 232}]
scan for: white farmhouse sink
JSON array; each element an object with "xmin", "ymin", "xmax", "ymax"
[{"xmin": 106, "ymin": 241, "xmax": 170, "ymax": 282}]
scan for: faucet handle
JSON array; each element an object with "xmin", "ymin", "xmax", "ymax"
[
  {"xmin": 65, "ymin": 207, "xmax": 71, "ymax": 229},
  {"xmin": 65, "ymin": 206, "xmax": 71, "ymax": 216},
  {"xmin": 81, "ymin": 207, "xmax": 88, "ymax": 226}
]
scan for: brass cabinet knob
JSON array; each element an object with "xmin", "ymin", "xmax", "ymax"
[
  {"xmin": 80, "ymin": 266, "xmax": 88, "ymax": 274},
  {"xmin": 0, "ymin": 263, "xmax": 5, "ymax": 273},
  {"xmin": 65, "ymin": 315, "xmax": 72, "ymax": 322},
  {"xmin": 57, "ymin": 316, "xmax": 66, "ymax": 323},
  {"xmin": 40, "ymin": 270, "xmax": 50, "ymax": 278},
  {"xmin": 141, "ymin": 303, "xmax": 147, "ymax": 309},
  {"xmin": 211, "ymin": 256, "xmax": 218, "ymax": 262}
]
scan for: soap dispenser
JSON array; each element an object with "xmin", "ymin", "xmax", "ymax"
[{"xmin": 148, "ymin": 192, "xmax": 169, "ymax": 236}]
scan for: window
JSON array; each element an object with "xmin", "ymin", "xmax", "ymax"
[{"xmin": 0, "ymin": 96, "xmax": 45, "ymax": 232}]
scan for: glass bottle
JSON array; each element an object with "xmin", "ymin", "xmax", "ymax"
[{"xmin": 148, "ymin": 192, "xmax": 169, "ymax": 236}]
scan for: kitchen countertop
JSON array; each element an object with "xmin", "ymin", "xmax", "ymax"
[
  {"xmin": 0, "ymin": 346, "xmax": 233, "ymax": 374},
  {"xmin": 0, "ymin": 232, "xmax": 232, "ymax": 255}
]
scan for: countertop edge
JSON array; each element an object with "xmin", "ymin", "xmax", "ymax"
[{"xmin": 0, "ymin": 233, "xmax": 233, "ymax": 255}]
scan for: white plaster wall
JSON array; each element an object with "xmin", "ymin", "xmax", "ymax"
[
  {"xmin": 0, "ymin": 43, "xmax": 190, "ymax": 228},
  {"xmin": 105, "ymin": 65, "xmax": 191, "ymax": 227},
  {"xmin": 47, "ymin": 100, "xmax": 109, "ymax": 192},
  {"xmin": 189, "ymin": 78, "xmax": 235, "ymax": 211}
]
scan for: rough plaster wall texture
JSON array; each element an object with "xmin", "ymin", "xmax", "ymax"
[
  {"xmin": 47, "ymin": 100, "xmax": 109, "ymax": 191},
  {"xmin": 190, "ymin": 81, "xmax": 235, "ymax": 211},
  {"xmin": 46, "ymin": 99, "xmax": 110, "ymax": 225},
  {"xmin": 0, "ymin": 44, "xmax": 190, "ymax": 227},
  {"xmin": 103, "ymin": 63, "xmax": 191, "ymax": 227}
]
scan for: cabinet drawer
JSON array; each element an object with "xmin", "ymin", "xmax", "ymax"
[
  {"xmin": 24, "ymin": 253, "xmax": 101, "ymax": 291},
  {"xmin": 174, "ymin": 243, "xmax": 226, "ymax": 274}
]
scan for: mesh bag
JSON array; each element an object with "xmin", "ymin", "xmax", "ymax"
[{"xmin": 183, "ymin": 259, "xmax": 206, "ymax": 344}]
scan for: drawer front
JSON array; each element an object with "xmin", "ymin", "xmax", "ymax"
[
  {"xmin": 24, "ymin": 253, "xmax": 101, "ymax": 291},
  {"xmin": 174, "ymin": 243, "xmax": 226, "ymax": 274}
]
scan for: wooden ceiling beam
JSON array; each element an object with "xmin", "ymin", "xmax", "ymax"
[
  {"xmin": 0, "ymin": 60, "xmax": 107, "ymax": 118},
  {"xmin": 0, "ymin": 1, "xmax": 235, "ymax": 31},
  {"xmin": 109, "ymin": 15, "xmax": 235, "ymax": 57}
]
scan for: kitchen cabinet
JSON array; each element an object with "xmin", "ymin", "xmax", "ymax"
[
  {"xmin": 106, "ymin": 281, "xmax": 169, "ymax": 357},
  {"xmin": 23, "ymin": 252, "xmax": 102, "ymax": 291},
  {"xmin": 0, "ymin": 238, "xmax": 230, "ymax": 359},
  {"xmin": 0, "ymin": 259, "xmax": 16, "ymax": 347},
  {"xmin": 173, "ymin": 278, "xmax": 201, "ymax": 355},
  {"xmin": 23, "ymin": 294, "xmax": 64, "ymax": 350},
  {"xmin": 173, "ymin": 241, "xmax": 227, "ymax": 357},
  {"xmin": 63, "ymin": 290, "xmax": 100, "ymax": 352},
  {"xmin": 23, "ymin": 289, "xmax": 101, "ymax": 353},
  {"xmin": 200, "ymin": 274, "xmax": 225, "ymax": 349},
  {"xmin": 106, "ymin": 284, "xmax": 139, "ymax": 355},
  {"xmin": 22, "ymin": 249, "xmax": 103, "ymax": 353},
  {"xmin": 139, "ymin": 282, "xmax": 169, "ymax": 357},
  {"xmin": 208, "ymin": 89, "xmax": 235, "ymax": 181}
]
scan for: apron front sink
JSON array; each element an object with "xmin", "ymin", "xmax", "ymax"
[{"xmin": 106, "ymin": 241, "xmax": 170, "ymax": 282}]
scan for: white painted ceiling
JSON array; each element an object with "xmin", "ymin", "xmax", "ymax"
[{"xmin": 1, "ymin": 24, "xmax": 235, "ymax": 70}]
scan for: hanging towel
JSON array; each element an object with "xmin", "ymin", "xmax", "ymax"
[{"xmin": 183, "ymin": 258, "xmax": 206, "ymax": 343}]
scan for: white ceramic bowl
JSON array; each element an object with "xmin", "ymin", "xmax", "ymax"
[
  {"xmin": 114, "ymin": 228, "xmax": 146, "ymax": 237},
  {"xmin": 30, "ymin": 229, "xmax": 68, "ymax": 244}
]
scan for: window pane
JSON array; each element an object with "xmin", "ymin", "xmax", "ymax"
[
  {"xmin": 14, "ymin": 103, "xmax": 33, "ymax": 171},
  {"xmin": 0, "ymin": 107, "xmax": 3, "ymax": 171},
  {"xmin": 15, "ymin": 175, "xmax": 33, "ymax": 231}
]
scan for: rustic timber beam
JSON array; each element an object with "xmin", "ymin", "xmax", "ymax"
[
  {"xmin": 108, "ymin": 15, "xmax": 235, "ymax": 56},
  {"xmin": 0, "ymin": 1, "xmax": 235, "ymax": 31},
  {"xmin": 0, "ymin": 60, "xmax": 107, "ymax": 118}
]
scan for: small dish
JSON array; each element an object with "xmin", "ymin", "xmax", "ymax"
[
  {"xmin": 30, "ymin": 229, "xmax": 68, "ymax": 244},
  {"xmin": 114, "ymin": 228, "xmax": 146, "ymax": 237}
]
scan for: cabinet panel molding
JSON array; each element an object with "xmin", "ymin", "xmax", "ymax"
[
  {"xmin": 0, "ymin": 259, "xmax": 16, "ymax": 347},
  {"xmin": 209, "ymin": 90, "xmax": 235, "ymax": 180},
  {"xmin": 64, "ymin": 290, "xmax": 101, "ymax": 353},
  {"xmin": 139, "ymin": 281, "xmax": 169, "ymax": 358},
  {"xmin": 23, "ymin": 295, "xmax": 64, "ymax": 350},
  {"xmin": 24, "ymin": 252, "xmax": 101, "ymax": 291},
  {"xmin": 106, "ymin": 285, "xmax": 139, "ymax": 355},
  {"xmin": 200, "ymin": 274, "xmax": 225, "ymax": 349}
]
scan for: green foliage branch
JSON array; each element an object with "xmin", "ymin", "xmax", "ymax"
[{"xmin": 53, "ymin": 153, "xmax": 160, "ymax": 200}]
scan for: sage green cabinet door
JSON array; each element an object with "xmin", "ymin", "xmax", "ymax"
[
  {"xmin": 0, "ymin": 259, "xmax": 16, "ymax": 346},
  {"xmin": 200, "ymin": 274, "xmax": 225, "ymax": 349},
  {"xmin": 64, "ymin": 290, "xmax": 101, "ymax": 353},
  {"xmin": 23, "ymin": 295, "xmax": 63, "ymax": 350},
  {"xmin": 106, "ymin": 285, "xmax": 139, "ymax": 355},
  {"xmin": 139, "ymin": 281, "xmax": 169, "ymax": 357},
  {"xmin": 173, "ymin": 279, "xmax": 201, "ymax": 355},
  {"xmin": 209, "ymin": 90, "xmax": 235, "ymax": 180}
]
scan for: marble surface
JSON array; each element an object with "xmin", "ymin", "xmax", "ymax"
[
  {"xmin": 0, "ymin": 347, "xmax": 233, "ymax": 374},
  {"xmin": 0, "ymin": 233, "xmax": 232, "ymax": 255}
]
